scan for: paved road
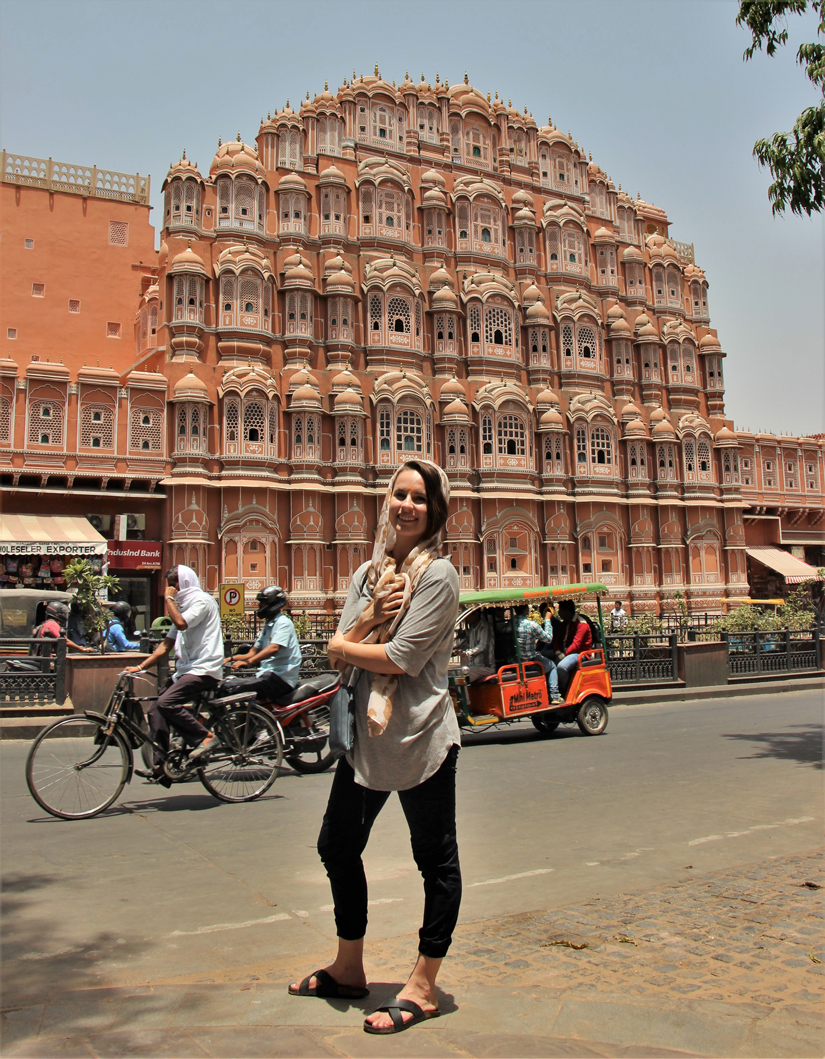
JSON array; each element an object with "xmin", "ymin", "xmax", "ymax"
[{"xmin": 2, "ymin": 687, "xmax": 821, "ymax": 1007}]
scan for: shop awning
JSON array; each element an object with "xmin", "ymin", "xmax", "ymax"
[
  {"xmin": 0, "ymin": 515, "xmax": 108, "ymax": 556},
  {"xmin": 745, "ymin": 547, "xmax": 822, "ymax": 584}
]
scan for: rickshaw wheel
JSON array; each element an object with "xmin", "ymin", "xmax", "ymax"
[
  {"xmin": 576, "ymin": 697, "xmax": 608, "ymax": 736},
  {"xmin": 531, "ymin": 713, "xmax": 560, "ymax": 735}
]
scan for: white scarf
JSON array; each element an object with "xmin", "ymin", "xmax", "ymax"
[
  {"xmin": 174, "ymin": 564, "xmax": 203, "ymax": 611},
  {"xmin": 362, "ymin": 461, "xmax": 450, "ymax": 737}
]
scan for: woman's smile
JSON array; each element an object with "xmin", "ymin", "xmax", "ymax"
[{"xmin": 388, "ymin": 469, "xmax": 429, "ymax": 544}]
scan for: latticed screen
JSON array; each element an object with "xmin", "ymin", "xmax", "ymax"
[
  {"xmin": 80, "ymin": 405, "xmax": 113, "ymax": 449},
  {"xmin": 684, "ymin": 440, "xmax": 696, "ymax": 473},
  {"xmin": 225, "ymin": 401, "xmax": 239, "ymax": 443},
  {"xmin": 590, "ymin": 427, "xmax": 612, "ymax": 465},
  {"xmin": 377, "ymin": 188, "xmax": 402, "ymax": 228},
  {"xmin": 240, "ymin": 276, "xmax": 260, "ymax": 315},
  {"xmin": 497, "ymin": 415, "xmax": 525, "ymax": 456},
  {"xmin": 469, "ymin": 305, "xmax": 481, "ymax": 339},
  {"xmin": 387, "ymin": 296, "xmax": 411, "ymax": 333},
  {"xmin": 69, "ymin": 299, "xmax": 80, "ymax": 313},
  {"xmin": 473, "ymin": 204, "xmax": 501, "ymax": 246},
  {"xmin": 698, "ymin": 441, "xmax": 710, "ymax": 472},
  {"xmin": 130, "ymin": 407, "xmax": 161, "ymax": 451},
  {"xmin": 269, "ymin": 405, "xmax": 277, "ymax": 445},
  {"xmin": 576, "ymin": 427, "xmax": 587, "ymax": 464},
  {"xmin": 243, "ymin": 401, "xmax": 265, "ymax": 442},
  {"xmin": 378, "ymin": 408, "xmax": 392, "ymax": 451},
  {"xmin": 457, "ymin": 201, "xmax": 469, "ymax": 237},
  {"xmin": 396, "ymin": 409, "xmax": 422, "ymax": 452},
  {"xmin": 108, "ymin": 221, "xmax": 128, "ymax": 246},
  {"xmin": 577, "ymin": 326, "xmax": 596, "ymax": 360},
  {"xmin": 369, "ymin": 294, "xmax": 382, "ymax": 333},
  {"xmin": 29, "ymin": 401, "xmax": 64, "ymax": 446},
  {"xmin": 361, "ymin": 187, "xmax": 373, "ymax": 222},
  {"xmin": 221, "ymin": 276, "xmax": 235, "ymax": 313},
  {"xmin": 562, "ymin": 324, "xmax": 574, "ymax": 359},
  {"xmin": 234, "ymin": 181, "xmax": 255, "ymax": 222},
  {"xmin": 0, "ymin": 397, "xmax": 11, "ymax": 444},
  {"xmin": 484, "ymin": 307, "xmax": 512, "ymax": 346},
  {"xmin": 482, "ymin": 416, "xmax": 493, "ymax": 453}
]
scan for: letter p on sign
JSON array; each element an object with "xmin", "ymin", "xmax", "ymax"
[{"xmin": 220, "ymin": 583, "xmax": 245, "ymax": 618}]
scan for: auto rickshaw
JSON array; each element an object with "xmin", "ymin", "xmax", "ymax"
[{"xmin": 449, "ymin": 582, "xmax": 611, "ymax": 736}]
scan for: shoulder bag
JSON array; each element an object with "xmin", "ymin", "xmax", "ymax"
[{"xmin": 328, "ymin": 565, "xmax": 370, "ymax": 759}]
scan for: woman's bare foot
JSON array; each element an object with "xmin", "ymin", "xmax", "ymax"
[
  {"xmin": 289, "ymin": 937, "xmax": 366, "ymax": 994},
  {"xmin": 364, "ymin": 953, "xmax": 441, "ymax": 1031}
]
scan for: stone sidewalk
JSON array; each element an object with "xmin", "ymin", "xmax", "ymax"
[{"xmin": 2, "ymin": 849, "xmax": 823, "ymax": 1058}]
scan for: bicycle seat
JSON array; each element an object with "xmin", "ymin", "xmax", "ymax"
[{"xmin": 270, "ymin": 675, "xmax": 340, "ymax": 706}]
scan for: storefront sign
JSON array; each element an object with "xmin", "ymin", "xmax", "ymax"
[
  {"xmin": 220, "ymin": 583, "xmax": 245, "ymax": 618},
  {"xmin": 106, "ymin": 541, "xmax": 163, "ymax": 570},
  {"xmin": 0, "ymin": 542, "xmax": 102, "ymax": 556}
]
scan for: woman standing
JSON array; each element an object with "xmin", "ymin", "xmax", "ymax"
[{"xmin": 289, "ymin": 460, "xmax": 461, "ymax": 1035}]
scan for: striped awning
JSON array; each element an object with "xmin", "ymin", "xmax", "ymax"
[
  {"xmin": 0, "ymin": 515, "xmax": 108, "ymax": 556},
  {"xmin": 745, "ymin": 547, "xmax": 822, "ymax": 584}
]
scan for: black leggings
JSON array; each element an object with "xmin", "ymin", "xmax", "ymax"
[{"xmin": 317, "ymin": 745, "xmax": 461, "ymax": 959}]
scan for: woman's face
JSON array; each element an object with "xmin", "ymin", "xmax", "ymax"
[{"xmin": 389, "ymin": 468, "xmax": 429, "ymax": 546}]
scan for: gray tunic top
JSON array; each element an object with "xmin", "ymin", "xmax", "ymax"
[{"xmin": 339, "ymin": 559, "xmax": 461, "ymax": 792}]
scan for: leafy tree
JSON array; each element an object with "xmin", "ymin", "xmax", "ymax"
[
  {"xmin": 737, "ymin": 1, "xmax": 825, "ymax": 215},
  {"xmin": 63, "ymin": 558, "xmax": 121, "ymax": 646}
]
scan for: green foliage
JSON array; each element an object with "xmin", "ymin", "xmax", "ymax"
[
  {"xmin": 660, "ymin": 590, "xmax": 688, "ymax": 620},
  {"xmin": 63, "ymin": 558, "xmax": 121, "ymax": 644},
  {"xmin": 737, "ymin": 1, "xmax": 825, "ymax": 215},
  {"xmin": 711, "ymin": 581, "xmax": 818, "ymax": 632},
  {"xmin": 621, "ymin": 613, "xmax": 664, "ymax": 635},
  {"xmin": 292, "ymin": 610, "xmax": 312, "ymax": 638}
]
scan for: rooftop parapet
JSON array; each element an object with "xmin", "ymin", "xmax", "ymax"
[{"xmin": 2, "ymin": 151, "xmax": 150, "ymax": 205}]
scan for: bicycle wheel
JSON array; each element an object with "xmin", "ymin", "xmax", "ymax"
[
  {"xmin": 197, "ymin": 704, "xmax": 283, "ymax": 803},
  {"xmin": 285, "ymin": 704, "xmax": 335, "ymax": 774},
  {"xmin": 26, "ymin": 716, "xmax": 131, "ymax": 820}
]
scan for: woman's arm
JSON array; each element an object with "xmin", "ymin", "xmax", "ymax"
[{"xmin": 327, "ymin": 632, "xmax": 405, "ymax": 675}]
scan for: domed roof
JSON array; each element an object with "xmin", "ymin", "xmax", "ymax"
[
  {"xmin": 428, "ymin": 264, "xmax": 453, "ymax": 289},
  {"xmin": 514, "ymin": 206, "xmax": 536, "ymax": 224},
  {"xmin": 172, "ymin": 371, "xmax": 209, "ymax": 401},
  {"xmin": 536, "ymin": 386, "xmax": 560, "ymax": 408},
  {"xmin": 594, "ymin": 225, "xmax": 615, "ymax": 243},
  {"xmin": 606, "ymin": 303, "xmax": 626, "ymax": 320},
  {"xmin": 699, "ymin": 333, "xmax": 722, "ymax": 352},
  {"xmin": 652, "ymin": 417, "xmax": 676, "ymax": 437},
  {"xmin": 282, "ymin": 249, "xmax": 314, "ymax": 285},
  {"xmin": 649, "ymin": 406, "xmax": 666, "ymax": 424},
  {"xmin": 526, "ymin": 299, "xmax": 551, "ymax": 324},
  {"xmin": 318, "ymin": 162, "xmax": 347, "ymax": 185},
  {"xmin": 169, "ymin": 242, "xmax": 209, "ymax": 276},
  {"xmin": 422, "ymin": 187, "xmax": 448, "ymax": 207},
  {"xmin": 420, "ymin": 167, "xmax": 447, "ymax": 188},
  {"xmin": 440, "ymin": 375, "xmax": 466, "ymax": 400},
  {"xmin": 715, "ymin": 425, "xmax": 738, "ymax": 444},
  {"xmin": 441, "ymin": 398, "xmax": 471, "ymax": 422},
  {"xmin": 610, "ymin": 317, "xmax": 632, "ymax": 337},
  {"xmin": 331, "ymin": 368, "xmax": 360, "ymax": 392},
  {"xmin": 622, "ymin": 245, "xmax": 644, "ymax": 263},
  {"xmin": 333, "ymin": 388, "xmax": 363, "ymax": 412},
  {"xmin": 512, "ymin": 189, "xmax": 535, "ymax": 209},
  {"xmin": 432, "ymin": 286, "xmax": 459, "ymax": 309},
  {"xmin": 210, "ymin": 138, "xmax": 265, "ymax": 179},
  {"xmin": 521, "ymin": 282, "xmax": 542, "ymax": 306},
  {"xmin": 278, "ymin": 171, "xmax": 308, "ymax": 192},
  {"xmin": 623, "ymin": 418, "xmax": 648, "ymax": 438},
  {"xmin": 287, "ymin": 365, "xmax": 319, "ymax": 391},
  {"xmin": 164, "ymin": 153, "xmax": 203, "ymax": 185},
  {"xmin": 662, "ymin": 242, "xmax": 680, "ymax": 262},
  {"xmin": 292, "ymin": 382, "xmax": 323, "ymax": 408},
  {"xmin": 539, "ymin": 407, "xmax": 565, "ymax": 430},
  {"xmin": 621, "ymin": 400, "xmax": 642, "ymax": 420}
]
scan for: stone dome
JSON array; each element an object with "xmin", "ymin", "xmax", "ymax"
[
  {"xmin": 169, "ymin": 243, "xmax": 209, "ymax": 276},
  {"xmin": 278, "ymin": 171, "xmax": 308, "ymax": 192},
  {"xmin": 422, "ymin": 187, "xmax": 448, "ymax": 207},
  {"xmin": 292, "ymin": 382, "xmax": 323, "ymax": 408},
  {"xmin": 521, "ymin": 282, "xmax": 543, "ymax": 306},
  {"xmin": 428, "ymin": 264, "xmax": 453, "ymax": 288},
  {"xmin": 622, "ymin": 245, "xmax": 644, "ymax": 262},
  {"xmin": 594, "ymin": 226, "xmax": 615, "ymax": 243},
  {"xmin": 526, "ymin": 300, "xmax": 551, "ymax": 324},
  {"xmin": 715, "ymin": 425, "xmax": 738, "ymax": 444},
  {"xmin": 331, "ymin": 368, "xmax": 361, "ymax": 392},
  {"xmin": 539, "ymin": 407, "xmax": 565, "ymax": 429},
  {"xmin": 623, "ymin": 417, "xmax": 648, "ymax": 438},
  {"xmin": 333, "ymin": 388, "xmax": 363, "ymax": 412},
  {"xmin": 442, "ymin": 398, "xmax": 471, "ymax": 422},
  {"xmin": 318, "ymin": 163, "xmax": 347, "ymax": 185},
  {"xmin": 173, "ymin": 371, "xmax": 209, "ymax": 401},
  {"xmin": 652, "ymin": 417, "xmax": 676, "ymax": 437},
  {"xmin": 440, "ymin": 375, "xmax": 467, "ymax": 400},
  {"xmin": 210, "ymin": 138, "xmax": 265, "ymax": 179},
  {"xmin": 432, "ymin": 286, "xmax": 459, "ymax": 309}
]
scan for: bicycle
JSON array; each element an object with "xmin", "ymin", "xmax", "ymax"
[{"xmin": 25, "ymin": 671, "xmax": 283, "ymax": 820}]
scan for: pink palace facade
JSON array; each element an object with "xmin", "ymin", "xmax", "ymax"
[{"xmin": 120, "ymin": 71, "xmax": 824, "ymax": 613}]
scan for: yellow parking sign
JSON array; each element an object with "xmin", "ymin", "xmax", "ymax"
[{"xmin": 220, "ymin": 583, "xmax": 245, "ymax": 618}]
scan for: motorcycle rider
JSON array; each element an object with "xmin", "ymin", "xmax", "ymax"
[
  {"xmin": 125, "ymin": 566, "xmax": 224, "ymax": 783},
  {"xmin": 33, "ymin": 601, "xmax": 92, "ymax": 654},
  {"xmin": 223, "ymin": 585, "xmax": 302, "ymax": 702},
  {"xmin": 106, "ymin": 601, "xmax": 140, "ymax": 652}
]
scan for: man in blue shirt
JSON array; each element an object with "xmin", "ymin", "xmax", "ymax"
[
  {"xmin": 106, "ymin": 602, "xmax": 140, "ymax": 652},
  {"xmin": 513, "ymin": 604, "xmax": 564, "ymax": 705},
  {"xmin": 223, "ymin": 585, "xmax": 303, "ymax": 702}
]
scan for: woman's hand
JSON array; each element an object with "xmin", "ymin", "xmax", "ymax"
[
  {"xmin": 327, "ymin": 632, "xmax": 347, "ymax": 672},
  {"xmin": 372, "ymin": 585, "xmax": 405, "ymax": 626}
]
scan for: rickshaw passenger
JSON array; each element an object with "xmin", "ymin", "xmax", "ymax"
[
  {"xmin": 513, "ymin": 605, "xmax": 564, "ymax": 704},
  {"xmin": 460, "ymin": 609, "xmax": 495, "ymax": 683},
  {"xmin": 553, "ymin": 599, "xmax": 593, "ymax": 694}
]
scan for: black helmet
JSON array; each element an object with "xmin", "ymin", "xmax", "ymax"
[
  {"xmin": 46, "ymin": 602, "xmax": 69, "ymax": 625},
  {"xmin": 256, "ymin": 585, "xmax": 287, "ymax": 620},
  {"xmin": 112, "ymin": 602, "xmax": 132, "ymax": 624}
]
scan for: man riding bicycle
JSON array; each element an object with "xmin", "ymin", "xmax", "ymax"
[{"xmin": 126, "ymin": 565, "xmax": 223, "ymax": 784}]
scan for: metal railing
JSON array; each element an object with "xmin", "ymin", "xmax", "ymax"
[
  {"xmin": 724, "ymin": 629, "xmax": 821, "ymax": 677},
  {"xmin": 0, "ymin": 638, "xmax": 67, "ymax": 704},
  {"xmin": 604, "ymin": 633, "xmax": 679, "ymax": 684},
  {"xmin": 2, "ymin": 151, "xmax": 150, "ymax": 204}
]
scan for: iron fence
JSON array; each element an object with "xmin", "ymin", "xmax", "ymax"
[
  {"xmin": 724, "ymin": 628, "xmax": 821, "ymax": 677},
  {"xmin": 604, "ymin": 633, "xmax": 679, "ymax": 684},
  {"xmin": 0, "ymin": 638, "xmax": 67, "ymax": 704}
]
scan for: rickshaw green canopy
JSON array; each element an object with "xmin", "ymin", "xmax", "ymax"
[{"xmin": 458, "ymin": 583, "xmax": 609, "ymax": 608}]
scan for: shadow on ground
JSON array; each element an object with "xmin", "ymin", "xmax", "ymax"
[
  {"xmin": 1, "ymin": 871, "xmax": 151, "ymax": 1008},
  {"xmin": 723, "ymin": 723, "xmax": 823, "ymax": 769}
]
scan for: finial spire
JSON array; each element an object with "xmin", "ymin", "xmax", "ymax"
[
  {"xmin": 237, "ymin": 131, "xmax": 241, "ymax": 141},
  {"xmin": 464, "ymin": 71, "xmax": 469, "ymax": 84},
  {"xmin": 374, "ymin": 62, "xmax": 379, "ymax": 76},
  {"xmin": 325, "ymin": 79, "xmax": 328, "ymax": 90}
]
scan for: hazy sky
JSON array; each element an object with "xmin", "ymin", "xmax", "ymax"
[{"xmin": 2, "ymin": 0, "xmax": 822, "ymax": 436}]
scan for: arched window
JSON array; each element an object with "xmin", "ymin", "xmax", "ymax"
[
  {"xmin": 220, "ymin": 275, "xmax": 236, "ymax": 326},
  {"xmin": 80, "ymin": 404, "xmax": 114, "ymax": 450},
  {"xmin": 224, "ymin": 399, "xmax": 239, "ymax": 451},
  {"xmin": 472, "ymin": 202, "xmax": 502, "ymax": 253},
  {"xmin": 423, "ymin": 207, "xmax": 445, "ymax": 248},
  {"xmin": 457, "ymin": 201, "xmax": 470, "ymax": 249},
  {"xmin": 396, "ymin": 408, "xmax": 423, "ymax": 453},
  {"xmin": 590, "ymin": 426, "xmax": 612, "ymax": 466},
  {"xmin": 563, "ymin": 227, "xmax": 584, "ymax": 274},
  {"xmin": 577, "ymin": 325, "xmax": 598, "ymax": 366},
  {"xmin": 387, "ymin": 296, "xmax": 411, "ymax": 343},
  {"xmin": 684, "ymin": 440, "xmax": 696, "ymax": 479},
  {"xmin": 464, "ymin": 126, "xmax": 490, "ymax": 168},
  {"xmin": 576, "ymin": 427, "xmax": 587, "ymax": 465},
  {"xmin": 539, "ymin": 148, "xmax": 551, "ymax": 187},
  {"xmin": 243, "ymin": 400, "xmax": 264, "ymax": 447},
  {"xmin": 469, "ymin": 305, "xmax": 481, "ymax": 347},
  {"xmin": 497, "ymin": 415, "xmax": 525, "ymax": 457},
  {"xmin": 561, "ymin": 323, "xmax": 574, "ymax": 364},
  {"xmin": 320, "ymin": 187, "xmax": 346, "ymax": 235},
  {"xmin": 653, "ymin": 266, "xmax": 666, "ymax": 307},
  {"xmin": 378, "ymin": 407, "xmax": 392, "ymax": 453},
  {"xmin": 360, "ymin": 186, "xmax": 374, "ymax": 235},
  {"xmin": 369, "ymin": 293, "xmax": 383, "ymax": 341},
  {"xmin": 484, "ymin": 306, "xmax": 513, "ymax": 355},
  {"xmin": 377, "ymin": 185, "xmax": 404, "ymax": 237},
  {"xmin": 546, "ymin": 226, "xmax": 561, "ymax": 270},
  {"xmin": 419, "ymin": 106, "xmax": 440, "ymax": 143},
  {"xmin": 698, "ymin": 440, "xmax": 711, "ymax": 476},
  {"xmin": 278, "ymin": 129, "xmax": 303, "ymax": 170},
  {"xmin": 666, "ymin": 268, "xmax": 681, "ymax": 308},
  {"xmin": 482, "ymin": 415, "xmax": 493, "ymax": 456}
]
